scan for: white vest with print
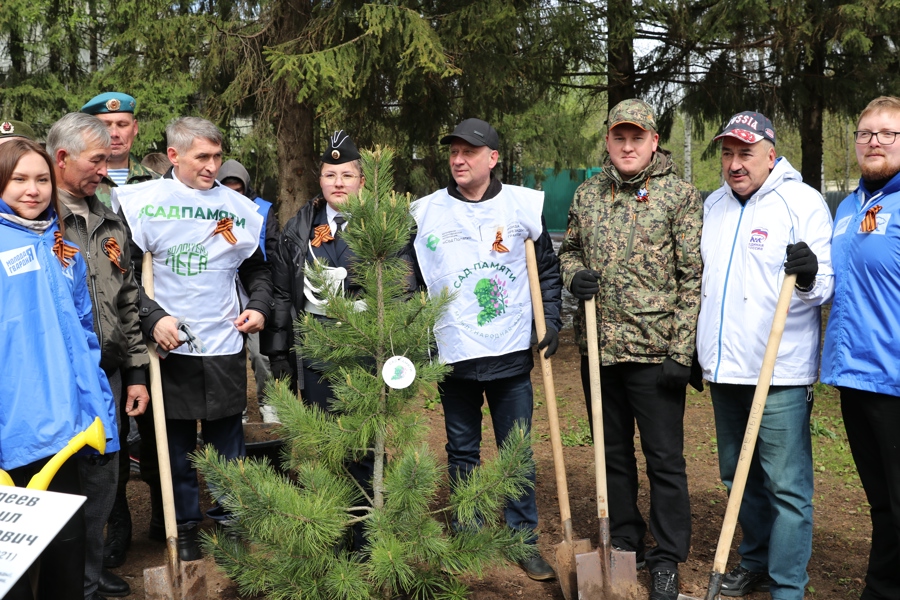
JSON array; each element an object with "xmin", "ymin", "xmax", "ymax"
[
  {"xmin": 412, "ymin": 185, "xmax": 544, "ymax": 364},
  {"xmin": 119, "ymin": 178, "xmax": 264, "ymax": 356}
]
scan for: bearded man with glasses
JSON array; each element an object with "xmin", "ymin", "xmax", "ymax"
[{"xmin": 820, "ymin": 96, "xmax": 900, "ymax": 600}]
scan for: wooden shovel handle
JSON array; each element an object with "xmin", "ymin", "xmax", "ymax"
[
  {"xmin": 142, "ymin": 252, "xmax": 180, "ymax": 545},
  {"xmin": 711, "ymin": 273, "xmax": 797, "ymax": 573},
  {"xmin": 583, "ymin": 296, "xmax": 608, "ymax": 521},
  {"xmin": 524, "ymin": 239, "xmax": 575, "ymax": 542}
]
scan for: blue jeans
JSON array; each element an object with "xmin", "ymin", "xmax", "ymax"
[
  {"xmin": 710, "ymin": 383, "xmax": 814, "ymax": 600},
  {"xmin": 439, "ymin": 373, "xmax": 538, "ymax": 540}
]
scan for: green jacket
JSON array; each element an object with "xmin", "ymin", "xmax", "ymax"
[
  {"xmin": 95, "ymin": 153, "xmax": 159, "ymax": 209},
  {"xmin": 558, "ymin": 148, "xmax": 702, "ymax": 366},
  {"xmin": 60, "ymin": 190, "xmax": 149, "ymax": 385}
]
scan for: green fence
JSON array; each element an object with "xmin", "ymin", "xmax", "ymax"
[{"xmin": 523, "ymin": 168, "xmax": 602, "ymax": 232}]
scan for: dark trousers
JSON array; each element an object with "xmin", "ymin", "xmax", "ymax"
[
  {"xmin": 581, "ymin": 358, "xmax": 691, "ymax": 571},
  {"xmin": 840, "ymin": 387, "xmax": 900, "ymax": 600},
  {"xmin": 303, "ymin": 360, "xmax": 374, "ymax": 551},
  {"xmin": 438, "ymin": 372, "xmax": 539, "ymax": 538},
  {"xmin": 6, "ymin": 457, "xmax": 84, "ymax": 600},
  {"xmin": 114, "ymin": 388, "xmax": 161, "ymax": 504},
  {"xmin": 166, "ymin": 415, "xmax": 245, "ymax": 525}
]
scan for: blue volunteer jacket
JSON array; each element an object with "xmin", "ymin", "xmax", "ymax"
[
  {"xmin": 0, "ymin": 202, "xmax": 118, "ymax": 470},
  {"xmin": 822, "ymin": 172, "xmax": 900, "ymax": 396}
]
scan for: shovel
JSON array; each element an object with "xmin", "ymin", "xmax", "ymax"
[
  {"xmin": 524, "ymin": 240, "xmax": 591, "ymax": 599},
  {"xmin": 681, "ymin": 273, "xmax": 797, "ymax": 600},
  {"xmin": 141, "ymin": 252, "xmax": 208, "ymax": 600},
  {"xmin": 576, "ymin": 295, "xmax": 638, "ymax": 600}
]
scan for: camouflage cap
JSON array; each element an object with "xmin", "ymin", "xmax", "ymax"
[
  {"xmin": 0, "ymin": 119, "xmax": 35, "ymax": 141},
  {"xmin": 608, "ymin": 99, "xmax": 657, "ymax": 132}
]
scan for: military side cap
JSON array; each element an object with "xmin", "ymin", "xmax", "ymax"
[
  {"xmin": 81, "ymin": 92, "xmax": 137, "ymax": 115},
  {"xmin": 0, "ymin": 120, "xmax": 35, "ymax": 141},
  {"xmin": 608, "ymin": 99, "xmax": 657, "ymax": 132},
  {"xmin": 714, "ymin": 111, "xmax": 776, "ymax": 145},
  {"xmin": 321, "ymin": 130, "xmax": 361, "ymax": 164},
  {"xmin": 440, "ymin": 118, "xmax": 499, "ymax": 149}
]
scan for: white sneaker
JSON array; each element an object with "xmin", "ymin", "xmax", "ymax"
[
  {"xmin": 241, "ymin": 409, "xmax": 249, "ymax": 424},
  {"xmin": 259, "ymin": 405, "xmax": 280, "ymax": 424}
]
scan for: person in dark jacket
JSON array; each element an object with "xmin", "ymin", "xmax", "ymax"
[
  {"xmin": 219, "ymin": 158, "xmax": 280, "ymax": 422},
  {"xmin": 118, "ymin": 116, "xmax": 273, "ymax": 562},
  {"xmin": 407, "ymin": 118, "xmax": 561, "ymax": 582},
  {"xmin": 49, "ymin": 112, "xmax": 150, "ymax": 600},
  {"xmin": 264, "ymin": 131, "xmax": 372, "ymax": 550}
]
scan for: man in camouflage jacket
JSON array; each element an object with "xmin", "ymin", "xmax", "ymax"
[{"xmin": 558, "ymin": 98, "xmax": 702, "ymax": 600}]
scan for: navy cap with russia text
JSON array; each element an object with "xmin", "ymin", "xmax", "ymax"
[{"xmin": 714, "ymin": 111, "xmax": 776, "ymax": 145}]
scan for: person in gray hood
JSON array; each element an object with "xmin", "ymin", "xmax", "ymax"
[{"xmin": 219, "ymin": 158, "xmax": 280, "ymax": 423}]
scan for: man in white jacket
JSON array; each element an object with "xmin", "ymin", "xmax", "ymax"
[{"xmin": 696, "ymin": 111, "xmax": 834, "ymax": 600}]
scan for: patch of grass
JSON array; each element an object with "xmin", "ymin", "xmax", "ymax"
[
  {"xmin": 561, "ymin": 417, "xmax": 593, "ymax": 447},
  {"xmin": 811, "ymin": 383, "xmax": 862, "ymax": 488}
]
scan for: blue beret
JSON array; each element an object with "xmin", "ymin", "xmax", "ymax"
[{"xmin": 81, "ymin": 92, "xmax": 137, "ymax": 115}]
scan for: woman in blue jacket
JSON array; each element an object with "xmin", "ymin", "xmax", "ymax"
[{"xmin": 0, "ymin": 138, "xmax": 117, "ymax": 600}]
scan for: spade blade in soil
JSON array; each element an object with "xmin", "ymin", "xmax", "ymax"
[
  {"xmin": 556, "ymin": 537, "xmax": 592, "ymax": 600},
  {"xmin": 143, "ymin": 540, "xmax": 207, "ymax": 600},
  {"xmin": 575, "ymin": 545, "xmax": 639, "ymax": 600}
]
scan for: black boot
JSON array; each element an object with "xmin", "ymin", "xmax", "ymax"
[
  {"xmin": 177, "ymin": 524, "xmax": 202, "ymax": 562},
  {"xmin": 103, "ymin": 493, "xmax": 132, "ymax": 569}
]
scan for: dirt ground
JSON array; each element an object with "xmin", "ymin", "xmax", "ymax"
[{"xmin": 112, "ymin": 327, "xmax": 870, "ymax": 599}]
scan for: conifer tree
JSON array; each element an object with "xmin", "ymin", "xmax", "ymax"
[{"xmin": 195, "ymin": 147, "xmax": 536, "ymax": 600}]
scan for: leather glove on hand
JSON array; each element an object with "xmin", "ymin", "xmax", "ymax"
[
  {"xmin": 688, "ymin": 347, "xmax": 704, "ymax": 393},
  {"xmin": 657, "ymin": 357, "xmax": 691, "ymax": 391},
  {"xmin": 269, "ymin": 355, "xmax": 294, "ymax": 383},
  {"xmin": 537, "ymin": 327, "xmax": 559, "ymax": 359},
  {"xmin": 571, "ymin": 269, "xmax": 602, "ymax": 300},
  {"xmin": 785, "ymin": 242, "xmax": 818, "ymax": 289}
]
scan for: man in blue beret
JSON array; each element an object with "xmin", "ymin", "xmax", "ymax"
[
  {"xmin": 81, "ymin": 92, "xmax": 159, "ymax": 209},
  {"xmin": 80, "ymin": 91, "xmax": 162, "ymax": 578}
]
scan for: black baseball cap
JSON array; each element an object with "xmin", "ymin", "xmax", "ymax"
[
  {"xmin": 440, "ymin": 118, "xmax": 499, "ymax": 150},
  {"xmin": 714, "ymin": 111, "xmax": 776, "ymax": 145}
]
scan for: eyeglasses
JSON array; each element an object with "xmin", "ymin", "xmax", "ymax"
[
  {"xmin": 854, "ymin": 130, "xmax": 900, "ymax": 145},
  {"xmin": 320, "ymin": 172, "xmax": 360, "ymax": 184}
]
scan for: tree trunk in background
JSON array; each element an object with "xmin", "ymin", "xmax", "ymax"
[
  {"xmin": 267, "ymin": 0, "xmax": 318, "ymax": 222},
  {"xmin": 607, "ymin": 0, "xmax": 636, "ymax": 110},
  {"xmin": 799, "ymin": 37, "xmax": 825, "ymax": 193},
  {"xmin": 275, "ymin": 93, "xmax": 318, "ymax": 223}
]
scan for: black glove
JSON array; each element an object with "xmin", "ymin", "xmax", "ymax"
[
  {"xmin": 571, "ymin": 269, "xmax": 602, "ymax": 300},
  {"xmin": 537, "ymin": 327, "xmax": 559, "ymax": 358},
  {"xmin": 657, "ymin": 357, "xmax": 691, "ymax": 391},
  {"xmin": 689, "ymin": 348, "xmax": 704, "ymax": 393},
  {"xmin": 785, "ymin": 242, "xmax": 818, "ymax": 289},
  {"xmin": 269, "ymin": 355, "xmax": 294, "ymax": 383}
]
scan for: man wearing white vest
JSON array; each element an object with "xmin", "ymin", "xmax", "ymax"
[
  {"xmin": 410, "ymin": 118, "xmax": 562, "ymax": 581},
  {"xmin": 118, "ymin": 116, "xmax": 273, "ymax": 562}
]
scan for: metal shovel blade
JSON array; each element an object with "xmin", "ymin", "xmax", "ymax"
[
  {"xmin": 575, "ymin": 546, "xmax": 639, "ymax": 600},
  {"xmin": 143, "ymin": 540, "xmax": 207, "ymax": 600},
  {"xmin": 557, "ymin": 537, "xmax": 593, "ymax": 600}
]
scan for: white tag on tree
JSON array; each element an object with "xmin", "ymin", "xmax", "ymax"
[{"xmin": 382, "ymin": 356, "xmax": 416, "ymax": 389}]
